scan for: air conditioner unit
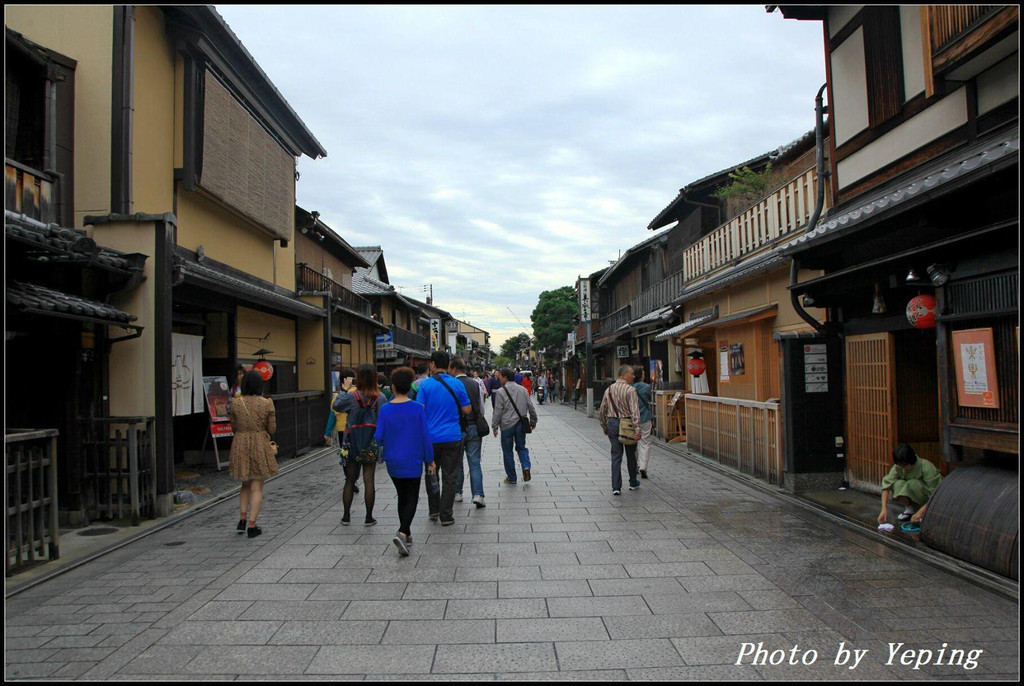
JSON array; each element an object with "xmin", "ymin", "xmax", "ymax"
[{"xmin": 615, "ymin": 345, "xmax": 629, "ymax": 358}]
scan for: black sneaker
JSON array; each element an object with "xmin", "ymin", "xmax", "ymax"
[
  {"xmin": 246, "ymin": 526, "xmax": 262, "ymax": 539},
  {"xmin": 640, "ymin": 470, "xmax": 648, "ymax": 479},
  {"xmin": 428, "ymin": 513, "xmax": 439, "ymax": 522},
  {"xmin": 236, "ymin": 519, "xmax": 247, "ymax": 534}
]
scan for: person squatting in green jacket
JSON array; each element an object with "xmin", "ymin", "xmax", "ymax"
[{"xmin": 877, "ymin": 442, "xmax": 942, "ymax": 526}]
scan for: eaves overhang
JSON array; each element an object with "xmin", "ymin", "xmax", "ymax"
[{"xmin": 780, "ymin": 128, "xmax": 1019, "ymax": 257}]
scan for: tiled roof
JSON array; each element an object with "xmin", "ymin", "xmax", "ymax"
[
  {"xmin": 649, "ymin": 130, "xmax": 815, "ymax": 230},
  {"xmin": 780, "ymin": 128, "xmax": 1019, "ymax": 255},
  {"xmin": 353, "ymin": 246, "xmax": 383, "ymax": 265},
  {"xmin": 7, "ymin": 280, "xmax": 138, "ymax": 325},
  {"xmin": 673, "ymin": 251, "xmax": 789, "ymax": 305},
  {"xmin": 5, "ymin": 213, "xmax": 139, "ymax": 272},
  {"xmin": 597, "ymin": 229, "xmax": 670, "ymax": 287},
  {"xmin": 351, "ymin": 268, "xmax": 392, "ymax": 295},
  {"xmin": 654, "ymin": 311, "xmax": 717, "ymax": 342}
]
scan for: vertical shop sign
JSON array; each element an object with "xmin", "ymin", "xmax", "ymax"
[
  {"xmin": 719, "ymin": 342, "xmax": 730, "ymax": 383},
  {"xmin": 202, "ymin": 376, "xmax": 234, "ymax": 437},
  {"xmin": 430, "ymin": 319, "xmax": 441, "ymax": 351},
  {"xmin": 803, "ymin": 343, "xmax": 829, "ymax": 393}
]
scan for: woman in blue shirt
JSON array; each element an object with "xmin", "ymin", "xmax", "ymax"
[{"xmin": 374, "ymin": 366, "xmax": 436, "ymax": 556}]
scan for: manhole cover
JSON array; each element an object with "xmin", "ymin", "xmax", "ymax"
[
  {"xmin": 77, "ymin": 526, "xmax": 119, "ymax": 537},
  {"xmin": 164, "ymin": 541, "xmax": 186, "ymax": 547}
]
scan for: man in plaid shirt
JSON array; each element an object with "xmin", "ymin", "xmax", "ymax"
[{"xmin": 598, "ymin": 365, "xmax": 642, "ymax": 495}]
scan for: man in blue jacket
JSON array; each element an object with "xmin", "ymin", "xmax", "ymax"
[{"xmin": 416, "ymin": 351, "xmax": 472, "ymax": 526}]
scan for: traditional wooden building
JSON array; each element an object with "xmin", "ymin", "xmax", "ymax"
[
  {"xmin": 6, "ymin": 6, "xmax": 329, "ymax": 526},
  {"xmin": 775, "ymin": 4, "xmax": 1018, "ymax": 577}
]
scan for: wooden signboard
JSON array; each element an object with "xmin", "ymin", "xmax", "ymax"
[{"xmin": 951, "ymin": 328, "xmax": 999, "ymax": 409}]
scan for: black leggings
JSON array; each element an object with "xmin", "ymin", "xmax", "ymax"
[
  {"xmin": 343, "ymin": 460, "xmax": 376, "ymax": 520},
  {"xmin": 391, "ymin": 476, "xmax": 421, "ymax": 536}
]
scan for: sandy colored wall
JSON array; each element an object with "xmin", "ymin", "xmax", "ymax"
[
  {"xmin": 89, "ymin": 220, "xmax": 158, "ymax": 417},
  {"xmin": 297, "ymin": 313, "xmax": 325, "ymax": 392},
  {"xmin": 5, "ymin": 5, "xmax": 113, "ymax": 225},
  {"xmin": 131, "ymin": 6, "xmax": 175, "ymax": 215},
  {"xmin": 236, "ymin": 307, "xmax": 295, "ymax": 363}
]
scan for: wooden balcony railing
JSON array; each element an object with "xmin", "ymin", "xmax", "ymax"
[
  {"xmin": 684, "ymin": 394, "xmax": 782, "ymax": 485},
  {"xmin": 631, "ymin": 270, "xmax": 684, "ymax": 320},
  {"xmin": 924, "ymin": 6, "xmax": 1019, "ymax": 92},
  {"xmin": 684, "ymin": 168, "xmax": 818, "ymax": 283},
  {"xmin": 296, "ymin": 264, "xmax": 372, "ymax": 318},
  {"xmin": 5, "ymin": 159, "xmax": 58, "ymax": 225},
  {"xmin": 599, "ymin": 304, "xmax": 632, "ymax": 336}
]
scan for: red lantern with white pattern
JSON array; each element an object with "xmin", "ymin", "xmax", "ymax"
[
  {"xmin": 905, "ymin": 294, "xmax": 937, "ymax": 329},
  {"xmin": 253, "ymin": 360, "xmax": 274, "ymax": 380},
  {"xmin": 688, "ymin": 358, "xmax": 706, "ymax": 376}
]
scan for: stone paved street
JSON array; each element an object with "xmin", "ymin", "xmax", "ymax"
[{"xmin": 4, "ymin": 402, "xmax": 1019, "ymax": 680}]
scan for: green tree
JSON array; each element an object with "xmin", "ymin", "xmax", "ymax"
[
  {"xmin": 530, "ymin": 286, "xmax": 578, "ymax": 355},
  {"xmin": 492, "ymin": 355, "xmax": 513, "ymax": 369},
  {"xmin": 500, "ymin": 333, "xmax": 531, "ymax": 360}
]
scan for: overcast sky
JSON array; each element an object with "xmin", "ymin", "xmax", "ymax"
[{"xmin": 215, "ymin": 4, "xmax": 826, "ymax": 347}]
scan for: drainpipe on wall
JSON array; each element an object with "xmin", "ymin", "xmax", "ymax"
[{"xmin": 790, "ymin": 83, "xmax": 829, "ymax": 335}]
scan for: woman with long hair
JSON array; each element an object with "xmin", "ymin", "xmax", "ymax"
[
  {"xmin": 332, "ymin": 363, "xmax": 388, "ymax": 525},
  {"xmin": 229, "ymin": 369, "xmax": 278, "ymax": 538}
]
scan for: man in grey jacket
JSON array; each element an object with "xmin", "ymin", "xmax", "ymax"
[{"xmin": 491, "ymin": 368, "xmax": 537, "ymax": 484}]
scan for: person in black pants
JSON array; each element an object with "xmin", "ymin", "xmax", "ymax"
[
  {"xmin": 374, "ymin": 367, "xmax": 435, "ymax": 555},
  {"xmin": 415, "ymin": 351, "xmax": 472, "ymax": 526}
]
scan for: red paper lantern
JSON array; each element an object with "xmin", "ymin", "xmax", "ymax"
[
  {"xmin": 253, "ymin": 360, "xmax": 274, "ymax": 380},
  {"xmin": 905, "ymin": 294, "xmax": 937, "ymax": 329},
  {"xmin": 688, "ymin": 358, "xmax": 706, "ymax": 376}
]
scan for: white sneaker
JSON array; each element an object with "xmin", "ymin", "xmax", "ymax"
[
  {"xmin": 472, "ymin": 495, "xmax": 486, "ymax": 508},
  {"xmin": 454, "ymin": 493, "xmax": 463, "ymax": 502},
  {"xmin": 612, "ymin": 490, "xmax": 621, "ymax": 496}
]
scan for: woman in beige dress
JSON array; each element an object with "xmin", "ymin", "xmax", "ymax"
[{"xmin": 229, "ymin": 370, "xmax": 278, "ymax": 538}]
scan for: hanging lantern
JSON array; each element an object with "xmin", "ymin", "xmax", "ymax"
[
  {"xmin": 253, "ymin": 360, "xmax": 274, "ymax": 380},
  {"xmin": 906, "ymin": 294, "xmax": 937, "ymax": 329},
  {"xmin": 688, "ymin": 358, "xmax": 706, "ymax": 377}
]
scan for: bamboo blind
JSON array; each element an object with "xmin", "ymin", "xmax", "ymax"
[
  {"xmin": 845, "ymin": 333, "xmax": 897, "ymax": 490},
  {"xmin": 200, "ymin": 70, "xmax": 295, "ymax": 242}
]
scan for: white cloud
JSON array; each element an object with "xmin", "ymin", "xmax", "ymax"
[{"xmin": 217, "ymin": 5, "xmax": 826, "ymax": 347}]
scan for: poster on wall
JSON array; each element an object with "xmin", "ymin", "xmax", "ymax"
[
  {"xmin": 649, "ymin": 359, "xmax": 664, "ymax": 391},
  {"xmin": 729, "ymin": 343, "xmax": 745, "ymax": 376},
  {"xmin": 952, "ymin": 328, "xmax": 999, "ymax": 408},
  {"xmin": 331, "ymin": 371, "xmax": 341, "ymax": 393},
  {"xmin": 719, "ymin": 342, "xmax": 730, "ymax": 383}
]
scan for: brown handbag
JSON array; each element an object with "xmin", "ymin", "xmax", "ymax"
[{"xmin": 606, "ymin": 388, "xmax": 638, "ymax": 445}]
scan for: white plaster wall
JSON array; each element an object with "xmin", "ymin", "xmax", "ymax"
[
  {"xmin": 828, "ymin": 5, "xmax": 861, "ymax": 38},
  {"xmin": 836, "ymin": 87, "xmax": 969, "ymax": 190},
  {"xmin": 900, "ymin": 6, "xmax": 926, "ymax": 101},
  {"xmin": 977, "ymin": 55, "xmax": 1020, "ymax": 115},
  {"xmin": 830, "ymin": 27, "xmax": 870, "ymax": 146}
]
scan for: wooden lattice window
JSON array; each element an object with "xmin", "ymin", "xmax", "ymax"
[{"xmin": 864, "ymin": 6, "xmax": 905, "ymax": 127}]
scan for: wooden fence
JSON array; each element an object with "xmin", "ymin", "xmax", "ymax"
[
  {"xmin": 684, "ymin": 394, "xmax": 783, "ymax": 485},
  {"xmin": 5, "ymin": 429, "xmax": 59, "ymax": 575},
  {"xmin": 79, "ymin": 417, "xmax": 156, "ymax": 525}
]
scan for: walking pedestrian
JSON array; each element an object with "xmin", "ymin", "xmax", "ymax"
[
  {"xmin": 492, "ymin": 367, "xmax": 537, "ymax": 485},
  {"xmin": 229, "ymin": 370, "xmax": 278, "ymax": 538},
  {"xmin": 408, "ymin": 362, "xmax": 430, "ymax": 400},
  {"xmin": 487, "ymin": 369, "xmax": 501, "ymax": 409},
  {"xmin": 598, "ymin": 364, "xmax": 641, "ymax": 496},
  {"xmin": 332, "ymin": 363, "xmax": 388, "ymax": 526},
  {"xmin": 632, "ymin": 365, "xmax": 654, "ymax": 479},
  {"xmin": 378, "ymin": 372, "xmax": 394, "ymax": 401},
  {"xmin": 324, "ymin": 369, "xmax": 359, "ymax": 493},
  {"xmin": 374, "ymin": 366, "xmax": 436, "ymax": 556},
  {"xmin": 535, "ymin": 370, "xmax": 548, "ymax": 404},
  {"xmin": 416, "ymin": 351, "xmax": 472, "ymax": 526},
  {"xmin": 451, "ymin": 357, "xmax": 487, "ymax": 508}
]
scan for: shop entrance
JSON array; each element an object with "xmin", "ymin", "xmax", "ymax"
[{"xmin": 844, "ymin": 329, "xmax": 941, "ymax": 491}]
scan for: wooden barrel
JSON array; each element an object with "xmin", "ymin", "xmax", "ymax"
[{"xmin": 921, "ymin": 461, "xmax": 1018, "ymax": 580}]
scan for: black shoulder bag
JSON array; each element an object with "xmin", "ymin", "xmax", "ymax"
[
  {"xmin": 435, "ymin": 374, "xmax": 469, "ymax": 433},
  {"xmin": 503, "ymin": 385, "xmax": 532, "ymax": 434}
]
